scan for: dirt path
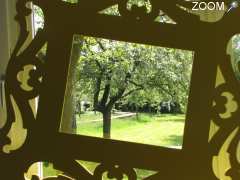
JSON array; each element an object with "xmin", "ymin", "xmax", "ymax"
[{"xmin": 81, "ymin": 112, "xmax": 136, "ymax": 123}]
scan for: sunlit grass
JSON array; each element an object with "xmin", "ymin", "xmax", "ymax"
[
  {"xmin": 43, "ymin": 113, "xmax": 185, "ymax": 179},
  {"xmin": 77, "ymin": 113, "xmax": 185, "ymax": 147}
]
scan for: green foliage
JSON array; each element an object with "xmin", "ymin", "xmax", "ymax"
[
  {"xmin": 232, "ymin": 35, "xmax": 240, "ymax": 80},
  {"xmin": 33, "ymin": 5, "xmax": 44, "ymax": 31},
  {"xmin": 75, "ymin": 36, "xmax": 193, "ymax": 113},
  {"xmin": 33, "ymin": 1, "xmax": 193, "ymax": 113}
]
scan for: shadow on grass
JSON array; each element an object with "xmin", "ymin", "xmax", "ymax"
[
  {"xmin": 155, "ymin": 114, "xmax": 186, "ymax": 122},
  {"xmin": 165, "ymin": 135, "xmax": 183, "ymax": 146},
  {"xmin": 163, "ymin": 118, "xmax": 185, "ymax": 122}
]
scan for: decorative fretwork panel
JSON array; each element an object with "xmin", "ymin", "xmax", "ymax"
[{"xmin": 1, "ymin": 0, "xmax": 240, "ymax": 179}]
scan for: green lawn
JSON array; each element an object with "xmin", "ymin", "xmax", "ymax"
[
  {"xmin": 43, "ymin": 113, "xmax": 185, "ymax": 179},
  {"xmin": 78, "ymin": 113, "xmax": 185, "ymax": 147},
  {"xmin": 77, "ymin": 111, "xmax": 103, "ymax": 121}
]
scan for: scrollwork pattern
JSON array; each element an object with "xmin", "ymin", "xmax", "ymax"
[
  {"xmin": 1, "ymin": 0, "xmax": 47, "ymax": 152},
  {"xmin": 226, "ymin": 129, "xmax": 240, "ymax": 179},
  {"xmin": 210, "ymin": 55, "xmax": 240, "ymax": 179},
  {"xmin": 1, "ymin": 0, "xmax": 240, "ymax": 179},
  {"xmin": 212, "ymin": 84, "xmax": 238, "ymax": 127},
  {"xmin": 94, "ymin": 164, "xmax": 137, "ymax": 180},
  {"xmin": 118, "ymin": 0, "xmax": 160, "ymax": 21}
]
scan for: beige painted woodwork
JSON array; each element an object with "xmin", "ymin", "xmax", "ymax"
[{"xmin": 0, "ymin": 0, "xmax": 41, "ymax": 178}]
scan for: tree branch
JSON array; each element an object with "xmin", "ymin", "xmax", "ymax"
[
  {"xmin": 93, "ymin": 74, "xmax": 102, "ymax": 112},
  {"xmin": 100, "ymin": 82, "xmax": 111, "ymax": 107},
  {"xmin": 96, "ymin": 40, "xmax": 106, "ymax": 51},
  {"xmin": 128, "ymin": 80, "xmax": 144, "ymax": 89},
  {"xmin": 122, "ymin": 87, "xmax": 143, "ymax": 99},
  {"xmin": 105, "ymin": 59, "xmax": 142, "ymax": 110},
  {"xmin": 83, "ymin": 40, "xmax": 105, "ymax": 72},
  {"xmin": 94, "ymin": 59, "xmax": 104, "ymax": 72},
  {"xmin": 107, "ymin": 88, "xmax": 125, "ymax": 110}
]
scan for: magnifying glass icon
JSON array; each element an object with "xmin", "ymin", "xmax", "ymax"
[{"xmin": 226, "ymin": 1, "xmax": 239, "ymax": 14}]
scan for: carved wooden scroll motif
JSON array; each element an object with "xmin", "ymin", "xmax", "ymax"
[{"xmin": 1, "ymin": 0, "xmax": 240, "ymax": 179}]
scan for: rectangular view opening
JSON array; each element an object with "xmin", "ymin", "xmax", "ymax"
[{"xmin": 60, "ymin": 35, "xmax": 194, "ymax": 149}]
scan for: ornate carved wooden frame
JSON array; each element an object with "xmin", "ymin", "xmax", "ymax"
[{"xmin": 1, "ymin": 0, "xmax": 240, "ymax": 179}]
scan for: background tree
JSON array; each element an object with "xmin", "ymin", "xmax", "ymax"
[
  {"xmin": 76, "ymin": 37, "xmax": 193, "ymax": 138},
  {"xmin": 232, "ymin": 35, "xmax": 240, "ymax": 80},
  {"xmin": 34, "ymin": 0, "xmax": 193, "ymax": 137}
]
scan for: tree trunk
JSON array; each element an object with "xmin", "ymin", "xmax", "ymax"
[
  {"xmin": 136, "ymin": 106, "xmax": 139, "ymax": 120},
  {"xmin": 103, "ymin": 111, "xmax": 111, "ymax": 139}
]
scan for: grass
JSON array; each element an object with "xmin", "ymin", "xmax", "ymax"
[
  {"xmin": 43, "ymin": 113, "xmax": 185, "ymax": 179},
  {"xmin": 77, "ymin": 111, "xmax": 102, "ymax": 121},
  {"xmin": 77, "ymin": 113, "xmax": 185, "ymax": 147}
]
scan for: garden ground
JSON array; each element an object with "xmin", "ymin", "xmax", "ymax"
[{"xmin": 43, "ymin": 113, "xmax": 185, "ymax": 179}]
